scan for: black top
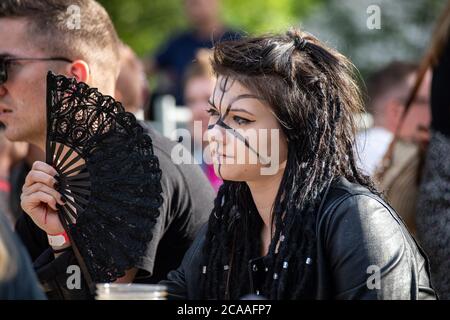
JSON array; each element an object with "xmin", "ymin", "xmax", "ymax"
[
  {"xmin": 431, "ymin": 36, "xmax": 450, "ymax": 137},
  {"xmin": 15, "ymin": 123, "xmax": 215, "ymax": 299},
  {"xmin": 0, "ymin": 211, "xmax": 45, "ymax": 300},
  {"xmin": 160, "ymin": 177, "xmax": 437, "ymax": 300},
  {"xmin": 415, "ymin": 36, "xmax": 450, "ymax": 299}
]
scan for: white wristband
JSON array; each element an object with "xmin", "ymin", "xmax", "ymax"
[{"xmin": 47, "ymin": 232, "xmax": 70, "ymax": 247}]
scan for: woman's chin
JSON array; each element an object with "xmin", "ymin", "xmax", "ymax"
[{"xmin": 213, "ymin": 164, "xmax": 260, "ymax": 182}]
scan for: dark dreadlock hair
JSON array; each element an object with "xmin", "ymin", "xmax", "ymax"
[{"xmin": 201, "ymin": 28, "xmax": 378, "ymax": 300}]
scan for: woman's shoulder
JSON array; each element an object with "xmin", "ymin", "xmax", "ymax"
[
  {"xmin": 315, "ymin": 177, "xmax": 436, "ymax": 299},
  {"xmin": 317, "ymin": 176, "xmax": 407, "ymax": 250},
  {"xmin": 320, "ymin": 176, "xmax": 396, "ymax": 222}
]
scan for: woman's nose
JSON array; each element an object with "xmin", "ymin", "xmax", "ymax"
[{"xmin": 207, "ymin": 122, "xmax": 224, "ymax": 145}]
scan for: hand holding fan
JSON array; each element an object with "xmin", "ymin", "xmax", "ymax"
[{"xmin": 45, "ymin": 72, "xmax": 163, "ymax": 288}]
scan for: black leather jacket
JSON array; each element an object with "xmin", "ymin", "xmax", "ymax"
[{"xmin": 160, "ymin": 177, "xmax": 437, "ymax": 300}]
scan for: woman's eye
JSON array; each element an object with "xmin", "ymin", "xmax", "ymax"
[
  {"xmin": 206, "ymin": 108, "xmax": 219, "ymax": 116},
  {"xmin": 233, "ymin": 115, "xmax": 251, "ymax": 125}
]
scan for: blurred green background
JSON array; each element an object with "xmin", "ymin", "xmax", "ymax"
[
  {"xmin": 98, "ymin": 0, "xmax": 445, "ymax": 76},
  {"xmin": 98, "ymin": 0, "xmax": 318, "ymax": 56}
]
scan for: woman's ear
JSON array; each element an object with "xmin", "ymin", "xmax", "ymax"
[{"xmin": 67, "ymin": 60, "xmax": 90, "ymax": 83}]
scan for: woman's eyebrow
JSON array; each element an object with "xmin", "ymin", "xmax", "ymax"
[
  {"xmin": 211, "ymin": 93, "xmax": 263, "ymax": 115},
  {"xmin": 229, "ymin": 94, "xmax": 265, "ymax": 105},
  {"xmin": 224, "ymin": 94, "xmax": 263, "ymax": 118},
  {"xmin": 228, "ymin": 108, "xmax": 255, "ymax": 116}
]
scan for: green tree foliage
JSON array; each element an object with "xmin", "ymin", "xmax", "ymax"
[
  {"xmin": 98, "ymin": 0, "xmax": 320, "ymax": 57},
  {"xmin": 98, "ymin": 0, "xmax": 185, "ymax": 56},
  {"xmin": 221, "ymin": 0, "xmax": 317, "ymax": 35},
  {"xmin": 99, "ymin": 0, "xmax": 444, "ymax": 80}
]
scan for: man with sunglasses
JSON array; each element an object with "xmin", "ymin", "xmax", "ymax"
[
  {"xmin": 0, "ymin": 56, "xmax": 74, "ymax": 143},
  {"xmin": 1, "ymin": 57, "xmax": 72, "ymax": 80},
  {"xmin": 0, "ymin": 0, "xmax": 214, "ymax": 299}
]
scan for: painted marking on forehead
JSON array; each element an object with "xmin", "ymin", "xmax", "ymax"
[
  {"xmin": 218, "ymin": 76, "xmax": 233, "ymax": 114},
  {"xmin": 212, "ymin": 76, "xmax": 265, "ymax": 114}
]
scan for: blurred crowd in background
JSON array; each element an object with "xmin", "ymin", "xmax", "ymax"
[{"xmin": 0, "ymin": 0, "xmax": 449, "ymax": 299}]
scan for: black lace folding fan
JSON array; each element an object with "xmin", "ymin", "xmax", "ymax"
[{"xmin": 45, "ymin": 72, "xmax": 163, "ymax": 287}]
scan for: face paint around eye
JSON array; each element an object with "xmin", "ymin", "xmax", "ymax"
[{"xmin": 207, "ymin": 77, "xmax": 273, "ymax": 167}]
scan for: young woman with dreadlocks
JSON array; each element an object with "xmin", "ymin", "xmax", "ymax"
[{"xmin": 160, "ymin": 29, "xmax": 437, "ymax": 300}]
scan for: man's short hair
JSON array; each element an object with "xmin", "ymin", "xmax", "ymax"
[
  {"xmin": 366, "ymin": 61, "xmax": 418, "ymax": 115},
  {"xmin": 0, "ymin": 0, "xmax": 120, "ymax": 82}
]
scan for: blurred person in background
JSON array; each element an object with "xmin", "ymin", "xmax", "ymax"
[
  {"xmin": 416, "ymin": 6, "xmax": 450, "ymax": 298},
  {"xmin": 356, "ymin": 61, "xmax": 431, "ymax": 176},
  {"xmin": 1, "ymin": 0, "xmax": 214, "ymax": 299},
  {"xmin": 356, "ymin": 62, "xmax": 431, "ymax": 236},
  {"xmin": 183, "ymin": 49, "xmax": 222, "ymax": 191},
  {"xmin": 145, "ymin": 0, "xmax": 240, "ymax": 106},
  {"xmin": 115, "ymin": 43, "xmax": 149, "ymax": 121},
  {"xmin": 0, "ymin": 124, "xmax": 28, "ymax": 226},
  {"xmin": 0, "ymin": 126, "xmax": 47, "ymax": 262},
  {"xmin": 0, "ymin": 208, "xmax": 45, "ymax": 299}
]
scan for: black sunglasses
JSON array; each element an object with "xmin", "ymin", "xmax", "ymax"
[{"xmin": 0, "ymin": 56, "xmax": 72, "ymax": 85}]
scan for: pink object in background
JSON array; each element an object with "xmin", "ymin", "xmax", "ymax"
[{"xmin": 204, "ymin": 163, "xmax": 222, "ymax": 192}]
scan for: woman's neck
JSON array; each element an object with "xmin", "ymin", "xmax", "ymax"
[
  {"xmin": 247, "ymin": 165, "xmax": 285, "ymax": 256},
  {"xmin": 246, "ymin": 165, "xmax": 285, "ymax": 229}
]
